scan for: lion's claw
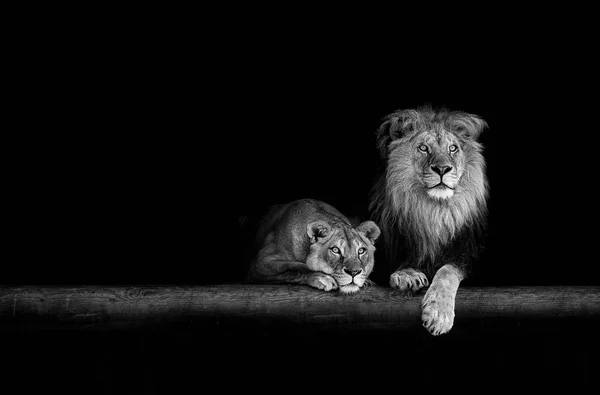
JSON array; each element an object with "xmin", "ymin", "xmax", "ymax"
[
  {"xmin": 421, "ymin": 286, "xmax": 455, "ymax": 336},
  {"xmin": 390, "ymin": 269, "xmax": 429, "ymax": 293}
]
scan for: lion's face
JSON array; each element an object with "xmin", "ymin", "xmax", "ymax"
[
  {"xmin": 306, "ymin": 221, "xmax": 380, "ymax": 294},
  {"xmin": 412, "ymin": 129, "xmax": 466, "ymax": 200},
  {"xmin": 370, "ymin": 107, "xmax": 489, "ymax": 264},
  {"xmin": 382, "ymin": 108, "xmax": 487, "ymax": 204}
]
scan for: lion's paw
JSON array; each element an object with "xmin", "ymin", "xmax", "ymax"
[
  {"xmin": 307, "ymin": 273, "xmax": 338, "ymax": 292},
  {"xmin": 421, "ymin": 286, "xmax": 455, "ymax": 336},
  {"xmin": 390, "ymin": 269, "xmax": 429, "ymax": 293}
]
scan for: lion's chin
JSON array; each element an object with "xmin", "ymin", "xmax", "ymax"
[
  {"xmin": 339, "ymin": 284, "xmax": 361, "ymax": 294},
  {"xmin": 427, "ymin": 187, "xmax": 454, "ymax": 200}
]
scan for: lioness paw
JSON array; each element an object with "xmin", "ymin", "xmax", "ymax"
[
  {"xmin": 307, "ymin": 273, "xmax": 338, "ymax": 292},
  {"xmin": 390, "ymin": 269, "xmax": 429, "ymax": 293},
  {"xmin": 421, "ymin": 286, "xmax": 455, "ymax": 336}
]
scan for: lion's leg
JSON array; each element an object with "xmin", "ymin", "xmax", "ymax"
[
  {"xmin": 251, "ymin": 255, "xmax": 338, "ymax": 291},
  {"xmin": 389, "ymin": 267, "xmax": 429, "ymax": 293},
  {"xmin": 421, "ymin": 264, "xmax": 464, "ymax": 336}
]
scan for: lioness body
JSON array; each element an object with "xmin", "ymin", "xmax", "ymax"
[
  {"xmin": 370, "ymin": 107, "xmax": 488, "ymax": 335},
  {"xmin": 249, "ymin": 199, "xmax": 380, "ymax": 294}
]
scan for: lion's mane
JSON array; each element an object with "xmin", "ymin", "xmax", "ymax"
[{"xmin": 369, "ymin": 107, "xmax": 489, "ymax": 277}]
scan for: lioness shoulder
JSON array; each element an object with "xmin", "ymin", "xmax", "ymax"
[{"xmin": 248, "ymin": 199, "xmax": 380, "ymax": 294}]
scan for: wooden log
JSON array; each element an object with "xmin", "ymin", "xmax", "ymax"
[{"xmin": 0, "ymin": 285, "xmax": 599, "ymax": 329}]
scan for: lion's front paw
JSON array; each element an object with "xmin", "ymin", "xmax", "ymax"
[
  {"xmin": 421, "ymin": 286, "xmax": 455, "ymax": 336},
  {"xmin": 389, "ymin": 268, "xmax": 429, "ymax": 293},
  {"xmin": 307, "ymin": 272, "xmax": 338, "ymax": 292}
]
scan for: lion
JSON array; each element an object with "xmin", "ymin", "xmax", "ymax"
[
  {"xmin": 248, "ymin": 199, "xmax": 381, "ymax": 294},
  {"xmin": 369, "ymin": 106, "xmax": 489, "ymax": 335}
]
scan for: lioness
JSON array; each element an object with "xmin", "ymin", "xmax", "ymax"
[{"xmin": 248, "ymin": 199, "xmax": 380, "ymax": 294}]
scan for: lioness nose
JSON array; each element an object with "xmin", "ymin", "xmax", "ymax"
[
  {"xmin": 344, "ymin": 268, "xmax": 362, "ymax": 277},
  {"xmin": 431, "ymin": 165, "xmax": 452, "ymax": 176}
]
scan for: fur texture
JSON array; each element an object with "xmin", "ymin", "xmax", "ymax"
[
  {"xmin": 369, "ymin": 106, "xmax": 489, "ymax": 334},
  {"xmin": 248, "ymin": 199, "xmax": 380, "ymax": 294}
]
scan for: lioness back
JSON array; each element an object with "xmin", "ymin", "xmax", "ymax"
[{"xmin": 248, "ymin": 199, "xmax": 380, "ymax": 294}]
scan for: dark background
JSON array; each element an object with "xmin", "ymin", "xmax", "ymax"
[
  {"xmin": 4, "ymin": 13, "xmax": 600, "ymax": 393},
  {"xmin": 11, "ymin": 31, "xmax": 599, "ymax": 286}
]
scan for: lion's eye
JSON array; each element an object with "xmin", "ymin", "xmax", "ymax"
[
  {"xmin": 418, "ymin": 144, "xmax": 428, "ymax": 153},
  {"xmin": 449, "ymin": 144, "xmax": 458, "ymax": 153},
  {"xmin": 358, "ymin": 247, "xmax": 366, "ymax": 254},
  {"xmin": 330, "ymin": 247, "xmax": 340, "ymax": 254}
]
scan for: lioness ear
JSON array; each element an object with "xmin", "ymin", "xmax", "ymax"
[
  {"xmin": 446, "ymin": 112, "xmax": 487, "ymax": 141},
  {"xmin": 307, "ymin": 220, "xmax": 333, "ymax": 244},
  {"xmin": 357, "ymin": 220, "xmax": 381, "ymax": 245},
  {"xmin": 376, "ymin": 109, "xmax": 423, "ymax": 158}
]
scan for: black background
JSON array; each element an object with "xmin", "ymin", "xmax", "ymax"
[
  {"xmin": 11, "ymin": 29, "xmax": 600, "ymax": 286},
  {"xmin": 5, "ymin": 12, "xmax": 600, "ymax": 393}
]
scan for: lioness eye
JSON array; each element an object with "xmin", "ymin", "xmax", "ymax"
[
  {"xmin": 418, "ymin": 144, "xmax": 428, "ymax": 153},
  {"xmin": 358, "ymin": 247, "xmax": 366, "ymax": 254},
  {"xmin": 449, "ymin": 144, "xmax": 458, "ymax": 152},
  {"xmin": 330, "ymin": 247, "xmax": 340, "ymax": 254}
]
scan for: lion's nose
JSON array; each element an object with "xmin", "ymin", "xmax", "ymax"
[
  {"xmin": 344, "ymin": 268, "xmax": 362, "ymax": 277},
  {"xmin": 431, "ymin": 165, "xmax": 452, "ymax": 176}
]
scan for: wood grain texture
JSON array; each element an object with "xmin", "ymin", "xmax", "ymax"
[{"xmin": 0, "ymin": 285, "xmax": 598, "ymax": 328}]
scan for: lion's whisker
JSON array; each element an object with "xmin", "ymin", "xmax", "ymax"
[{"xmin": 369, "ymin": 106, "xmax": 489, "ymax": 336}]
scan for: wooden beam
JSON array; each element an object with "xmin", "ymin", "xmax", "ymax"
[{"xmin": 1, "ymin": 285, "xmax": 598, "ymax": 329}]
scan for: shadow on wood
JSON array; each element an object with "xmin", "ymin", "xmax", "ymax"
[
  {"xmin": 1, "ymin": 285, "xmax": 599, "ymax": 391},
  {"xmin": 1, "ymin": 285, "xmax": 599, "ymax": 330}
]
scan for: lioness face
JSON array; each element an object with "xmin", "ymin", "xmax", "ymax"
[
  {"xmin": 328, "ymin": 232, "xmax": 374, "ymax": 294},
  {"xmin": 306, "ymin": 221, "xmax": 380, "ymax": 294},
  {"xmin": 413, "ymin": 129, "xmax": 466, "ymax": 200}
]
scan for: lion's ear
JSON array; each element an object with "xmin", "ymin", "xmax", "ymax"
[
  {"xmin": 447, "ymin": 112, "xmax": 487, "ymax": 141},
  {"xmin": 307, "ymin": 220, "xmax": 333, "ymax": 244},
  {"xmin": 356, "ymin": 220, "xmax": 381, "ymax": 245},
  {"xmin": 376, "ymin": 110, "xmax": 422, "ymax": 158}
]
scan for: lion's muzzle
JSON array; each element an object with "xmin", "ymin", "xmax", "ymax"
[
  {"xmin": 343, "ymin": 267, "xmax": 362, "ymax": 278},
  {"xmin": 431, "ymin": 165, "xmax": 453, "ymax": 176}
]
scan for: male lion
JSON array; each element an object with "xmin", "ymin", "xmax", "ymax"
[
  {"xmin": 369, "ymin": 107, "xmax": 488, "ymax": 335},
  {"xmin": 248, "ymin": 199, "xmax": 380, "ymax": 294}
]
